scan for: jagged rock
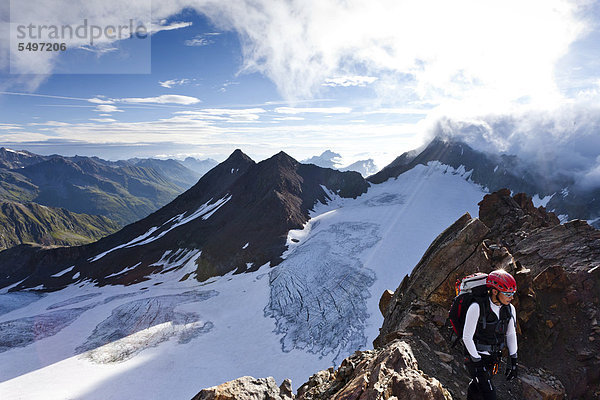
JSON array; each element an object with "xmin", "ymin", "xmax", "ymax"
[
  {"xmin": 533, "ymin": 265, "xmax": 571, "ymax": 291},
  {"xmin": 375, "ymin": 213, "xmax": 491, "ymax": 348},
  {"xmin": 434, "ymin": 351, "xmax": 454, "ymax": 363},
  {"xmin": 191, "ymin": 376, "xmax": 294, "ymax": 400},
  {"xmin": 520, "ymin": 372, "xmax": 566, "ymax": 400},
  {"xmin": 279, "ymin": 379, "xmax": 294, "ymax": 399},
  {"xmin": 379, "ymin": 290, "xmax": 394, "ymax": 316},
  {"xmin": 478, "ymin": 189, "xmax": 559, "ymax": 247},
  {"xmin": 296, "ymin": 340, "xmax": 451, "ymax": 400}
]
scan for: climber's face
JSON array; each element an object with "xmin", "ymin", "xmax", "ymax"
[{"xmin": 497, "ymin": 290, "xmax": 514, "ymax": 305}]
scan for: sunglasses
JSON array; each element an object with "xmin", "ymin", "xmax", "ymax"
[{"xmin": 500, "ymin": 291, "xmax": 515, "ymax": 297}]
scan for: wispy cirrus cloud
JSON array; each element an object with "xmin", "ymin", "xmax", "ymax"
[
  {"xmin": 174, "ymin": 108, "xmax": 265, "ymax": 122},
  {"xmin": 159, "ymin": 79, "xmax": 191, "ymax": 88},
  {"xmin": 322, "ymin": 76, "xmax": 378, "ymax": 87},
  {"xmin": 94, "ymin": 105, "xmax": 123, "ymax": 113},
  {"xmin": 88, "ymin": 97, "xmax": 115, "ymax": 104},
  {"xmin": 151, "ymin": 21, "xmax": 192, "ymax": 33},
  {"xmin": 184, "ymin": 32, "xmax": 221, "ymax": 47},
  {"xmin": 275, "ymin": 107, "xmax": 352, "ymax": 114},
  {"xmin": 121, "ymin": 95, "xmax": 201, "ymax": 105},
  {"xmin": 90, "ymin": 118, "xmax": 117, "ymax": 123}
]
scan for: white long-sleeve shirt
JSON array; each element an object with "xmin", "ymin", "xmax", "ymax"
[{"xmin": 463, "ymin": 298, "xmax": 517, "ymax": 360}]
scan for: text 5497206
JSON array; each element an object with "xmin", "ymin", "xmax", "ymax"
[{"xmin": 17, "ymin": 42, "xmax": 67, "ymax": 51}]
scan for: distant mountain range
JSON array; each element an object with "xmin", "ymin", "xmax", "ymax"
[
  {"xmin": 0, "ymin": 148, "xmax": 216, "ymax": 250},
  {"xmin": 3, "ymin": 137, "xmax": 599, "ymax": 290},
  {"xmin": 181, "ymin": 157, "xmax": 219, "ymax": 176},
  {"xmin": 302, "ymin": 150, "xmax": 378, "ymax": 177}
]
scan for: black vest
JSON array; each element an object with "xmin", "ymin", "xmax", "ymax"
[{"xmin": 473, "ymin": 298, "xmax": 512, "ymax": 352}]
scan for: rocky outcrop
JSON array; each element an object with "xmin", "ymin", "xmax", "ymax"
[
  {"xmin": 192, "ymin": 376, "xmax": 294, "ymax": 400},
  {"xmin": 376, "ymin": 190, "xmax": 600, "ymax": 399},
  {"xmin": 191, "ymin": 341, "xmax": 451, "ymax": 400},
  {"xmin": 297, "ymin": 340, "xmax": 451, "ymax": 400}
]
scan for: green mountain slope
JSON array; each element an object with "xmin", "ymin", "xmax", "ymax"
[
  {"xmin": 0, "ymin": 149, "xmax": 203, "ymax": 227},
  {"xmin": 0, "ymin": 201, "xmax": 120, "ymax": 251},
  {"xmin": 0, "ymin": 148, "xmax": 210, "ymax": 251}
]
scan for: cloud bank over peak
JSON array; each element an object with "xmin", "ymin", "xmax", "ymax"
[{"xmin": 430, "ymin": 104, "xmax": 600, "ymax": 190}]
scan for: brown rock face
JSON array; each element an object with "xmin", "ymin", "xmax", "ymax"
[
  {"xmin": 296, "ymin": 340, "xmax": 451, "ymax": 400},
  {"xmin": 191, "ymin": 376, "xmax": 294, "ymax": 400},
  {"xmin": 374, "ymin": 213, "xmax": 495, "ymax": 348},
  {"xmin": 520, "ymin": 372, "xmax": 566, "ymax": 400},
  {"xmin": 478, "ymin": 189, "xmax": 560, "ymax": 248},
  {"xmin": 375, "ymin": 189, "xmax": 600, "ymax": 399},
  {"xmin": 191, "ymin": 341, "xmax": 452, "ymax": 400}
]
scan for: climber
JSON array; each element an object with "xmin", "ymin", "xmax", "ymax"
[{"xmin": 463, "ymin": 269, "xmax": 518, "ymax": 400}]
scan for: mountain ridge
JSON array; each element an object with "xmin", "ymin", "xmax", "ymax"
[
  {"xmin": 369, "ymin": 137, "xmax": 599, "ymax": 225},
  {"xmin": 0, "ymin": 149, "xmax": 368, "ymax": 291},
  {"xmin": 0, "ymin": 148, "xmax": 220, "ymax": 250}
]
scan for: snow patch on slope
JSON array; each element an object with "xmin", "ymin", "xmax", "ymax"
[
  {"xmin": 90, "ymin": 195, "xmax": 231, "ymax": 262},
  {"xmin": 532, "ymin": 194, "xmax": 554, "ymax": 208}
]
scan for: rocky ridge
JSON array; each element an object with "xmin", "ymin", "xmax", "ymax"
[
  {"xmin": 192, "ymin": 190, "xmax": 599, "ymax": 400},
  {"xmin": 375, "ymin": 189, "xmax": 599, "ymax": 399}
]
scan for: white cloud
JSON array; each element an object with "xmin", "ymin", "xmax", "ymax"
[
  {"xmin": 78, "ymin": 45, "xmax": 119, "ymax": 55},
  {"xmin": 183, "ymin": 31, "xmax": 221, "ymax": 47},
  {"xmin": 159, "ymin": 79, "xmax": 191, "ymax": 88},
  {"xmin": 28, "ymin": 121, "xmax": 71, "ymax": 127},
  {"xmin": 273, "ymin": 116, "xmax": 305, "ymax": 121},
  {"xmin": 184, "ymin": 36, "xmax": 211, "ymax": 47},
  {"xmin": 151, "ymin": 21, "xmax": 192, "ymax": 33},
  {"xmin": 366, "ymin": 108, "xmax": 430, "ymax": 115},
  {"xmin": 88, "ymin": 98, "xmax": 115, "ymax": 104},
  {"xmin": 3, "ymin": 0, "xmax": 590, "ymax": 108},
  {"xmin": 219, "ymin": 81, "xmax": 239, "ymax": 93},
  {"xmin": 121, "ymin": 95, "xmax": 201, "ymax": 105},
  {"xmin": 174, "ymin": 108, "xmax": 266, "ymax": 122},
  {"xmin": 275, "ymin": 107, "xmax": 352, "ymax": 114},
  {"xmin": 95, "ymin": 105, "xmax": 123, "ymax": 113},
  {"xmin": 176, "ymin": 0, "xmax": 587, "ymax": 108},
  {"xmin": 0, "ymin": 124, "xmax": 23, "ymax": 130},
  {"xmin": 322, "ymin": 76, "xmax": 378, "ymax": 87},
  {"xmin": 90, "ymin": 118, "xmax": 117, "ymax": 122},
  {"xmin": 4, "ymin": 115, "xmax": 418, "ymax": 167}
]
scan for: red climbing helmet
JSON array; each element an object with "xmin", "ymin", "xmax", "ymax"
[{"xmin": 486, "ymin": 269, "xmax": 517, "ymax": 294}]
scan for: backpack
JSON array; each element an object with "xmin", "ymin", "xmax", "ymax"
[{"xmin": 448, "ymin": 272, "xmax": 488, "ymax": 344}]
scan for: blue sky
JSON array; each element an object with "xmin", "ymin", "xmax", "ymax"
[{"xmin": 1, "ymin": 0, "xmax": 600, "ymax": 170}]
